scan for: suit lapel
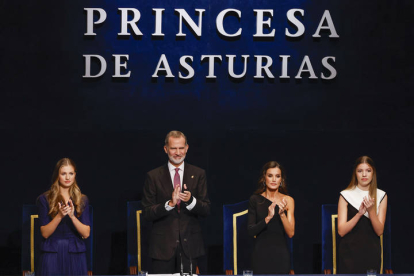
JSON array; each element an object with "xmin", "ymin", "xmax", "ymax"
[
  {"xmin": 183, "ymin": 163, "xmax": 193, "ymax": 191},
  {"xmin": 160, "ymin": 164, "xmax": 174, "ymax": 195},
  {"xmin": 161, "ymin": 164, "xmax": 180, "ymax": 216}
]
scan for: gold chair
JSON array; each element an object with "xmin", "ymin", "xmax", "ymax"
[
  {"xmin": 223, "ymin": 201, "xmax": 294, "ymax": 275},
  {"xmin": 21, "ymin": 204, "xmax": 94, "ymax": 276},
  {"xmin": 321, "ymin": 204, "xmax": 392, "ymax": 274}
]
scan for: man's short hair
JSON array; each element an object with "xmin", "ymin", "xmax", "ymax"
[{"xmin": 165, "ymin": 130, "xmax": 188, "ymax": 146}]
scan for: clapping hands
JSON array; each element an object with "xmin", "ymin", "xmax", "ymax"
[
  {"xmin": 358, "ymin": 195, "xmax": 375, "ymax": 215},
  {"xmin": 170, "ymin": 184, "xmax": 192, "ymax": 207},
  {"xmin": 58, "ymin": 199, "xmax": 74, "ymax": 218},
  {"xmin": 358, "ymin": 201, "xmax": 367, "ymax": 215},
  {"xmin": 363, "ymin": 195, "xmax": 375, "ymax": 212},
  {"xmin": 179, "ymin": 184, "xmax": 192, "ymax": 202},
  {"xmin": 277, "ymin": 198, "xmax": 288, "ymax": 215},
  {"xmin": 267, "ymin": 201, "xmax": 277, "ymax": 219},
  {"xmin": 267, "ymin": 198, "xmax": 288, "ymax": 219},
  {"xmin": 170, "ymin": 185, "xmax": 181, "ymax": 207}
]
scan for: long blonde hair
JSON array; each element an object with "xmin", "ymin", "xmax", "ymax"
[
  {"xmin": 345, "ymin": 156, "xmax": 378, "ymax": 214},
  {"xmin": 46, "ymin": 158, "xmax": 86, "ymax": 218}
]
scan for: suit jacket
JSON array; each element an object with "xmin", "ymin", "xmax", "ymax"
[{"xmin": 142, "ymin": 162, "xmax": 210, "ymax": 260}]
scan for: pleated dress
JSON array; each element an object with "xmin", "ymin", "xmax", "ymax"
[{"xmin": 36, "ymin": 194, "xmax": 90, "ymax": 275}]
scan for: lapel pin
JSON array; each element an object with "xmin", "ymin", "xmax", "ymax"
[{"xmin": 191, "ymin": 175, "xmax": 194, "ymax": 178}]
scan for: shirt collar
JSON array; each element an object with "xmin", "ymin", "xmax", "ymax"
[{"xmin": 167, "ymin": 161, "xmax": 185, "ymax": 172}]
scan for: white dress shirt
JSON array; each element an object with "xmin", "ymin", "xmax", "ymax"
[{"xmin": 165, "ymin": 161, "xmax": 197, "ymax": 211}]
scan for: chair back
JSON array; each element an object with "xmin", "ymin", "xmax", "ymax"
[
  {"xmin": 321, "ymin": 204, "xmax": 392, "ymax": 274},
  {"xmin": 21, "ymin": 205, "xmax": 41, "ymax": 273},
  {"xmin": 321, "ymin": 204, "xmax": 340, "ymax": 274},
  {"xmin": 87, "ymin": 205, "xmax": 94, "ymax": 273},
  {"xmin": 383, "ymin": 206, "xmax": 392, "ymax": 272},
  {"xmin": 21, "ymin": 204, "xmax": 94, "ymax": 274},
  {"xmin": 223, "ymin": 200, "xmax": 294, "ymax": 275},
  {"xmin": 127, "ymin": 201, "xmax": 151, "ymax": 274}
]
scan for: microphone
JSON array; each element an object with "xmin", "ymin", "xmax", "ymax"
[
  {"xmin": 184, "ymin": 238, "xmax": 193, "ymax": 276},
  {"xmin": 190, "ymin": 255, "xmax": 193, "ymax": 276},
  {"xmin": 180, "ymin": 252, "xmax": 184, "ymax": 276}
]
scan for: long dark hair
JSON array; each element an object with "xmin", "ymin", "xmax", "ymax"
[{"xmin": 254, "ymin": 161, "xmax": 288, "ymax": 195}]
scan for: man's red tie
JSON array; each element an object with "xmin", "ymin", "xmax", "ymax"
[{"xmin": 174, "ymin": 168, "xmax": 181, "ymax": 212}]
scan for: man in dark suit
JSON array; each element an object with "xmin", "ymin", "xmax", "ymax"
[{"xmin": 142, "ymin": 130, "xmax": 210, "ymax": 274}]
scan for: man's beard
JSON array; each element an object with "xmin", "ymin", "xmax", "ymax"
[{"xmin": 169, "ymin": 155, "xmax": 186, "ymax": 165}]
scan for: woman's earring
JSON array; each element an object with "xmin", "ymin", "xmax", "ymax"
[
  {"xmin": 263, "ymin": 182, "xmax": 266, "ymax": 187},
  {"xmin": 280, "ymin": 182, "xmax": 283, "ymax": 187}
]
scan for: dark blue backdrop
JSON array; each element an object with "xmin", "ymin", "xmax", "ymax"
[{"xmin": 0, "ymin": 0, "xmax": 413, "ymax": 274}]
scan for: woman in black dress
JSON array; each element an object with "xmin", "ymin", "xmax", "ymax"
[
  {"xmin": 337, "ymin": 156, "xmax": 388, "ymax": 273},
  {"xmin": 247, "ymin": 161, "xmax": 295, "ymax": 274}
]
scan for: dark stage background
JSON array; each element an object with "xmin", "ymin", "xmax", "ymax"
[{"xmin": 1, "ymin": 0, "xmax": 413, "ymax": 274}]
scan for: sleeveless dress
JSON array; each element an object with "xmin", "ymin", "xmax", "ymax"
[
  {"xmin": 337, "ymin": 187, "xmax": 386, "ymax": 274},
  {"xmin": 247, "ymin": 194, "xmax": 290, "ymax": 274},
  {"xmin": 36, "ymin": 194, "xmax": 90, "ymax": 275}
]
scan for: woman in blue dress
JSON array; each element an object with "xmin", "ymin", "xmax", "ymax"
[{"xmin": 37, "ymin": 158, "xmax": 90, "ymax": 275}]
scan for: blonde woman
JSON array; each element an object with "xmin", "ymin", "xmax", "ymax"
[
  {"xmin": 37, "ymin": 158, "xmax": 90, "ymax": 275},
  {"xmin": 337, "ymin": 156, "xmax": 387, "ymax": 273}
]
